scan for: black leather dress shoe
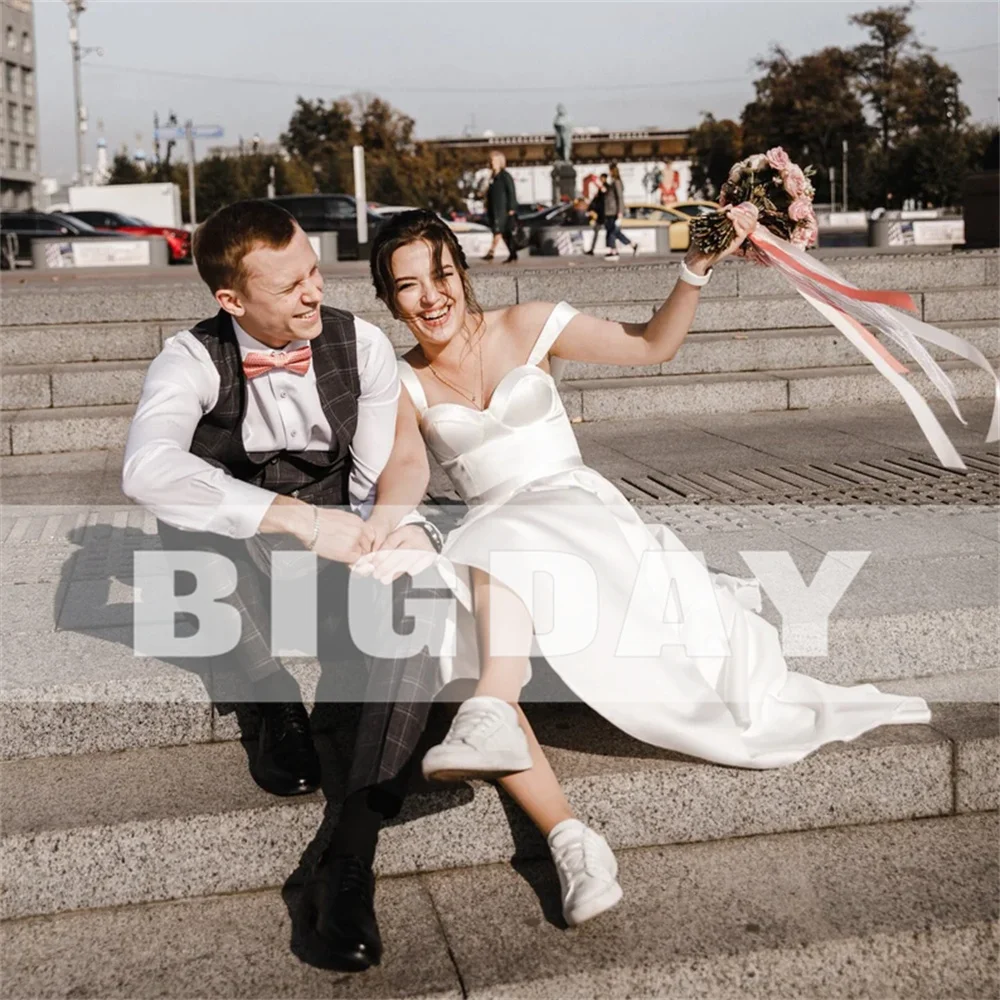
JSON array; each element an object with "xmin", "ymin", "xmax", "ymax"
[
  {"xmin": 300, "ymin": 855, "xmax": 382, "ymax": 971},
  {"xmin": 249, "ymin": 701, "xmax": 321, "ymax": 797}
]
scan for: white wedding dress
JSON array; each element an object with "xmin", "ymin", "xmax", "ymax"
[{"xmin": 398, "ymin": 302, "xmax": 931, "ymax": 769}]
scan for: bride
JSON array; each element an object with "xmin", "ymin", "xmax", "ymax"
[{"xmin": 357, "ymin": 208, "xmax": 930, "ymax": 927}]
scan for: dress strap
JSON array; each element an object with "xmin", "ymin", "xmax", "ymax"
[
  {"xmin": 526, "ymin": 301, "xmax": 580, "ymax": 367},
  {"xmin": 527, "ymin": 300, "xmax": 579, "ymax": 382},
  {"xmin": 397, "ymin": 358, "xmax": 429, "ymax": 416}
]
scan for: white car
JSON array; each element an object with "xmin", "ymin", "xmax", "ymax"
[{"xmin": 369, "ymin": 204, "xmax": 493, "ymax": 255}]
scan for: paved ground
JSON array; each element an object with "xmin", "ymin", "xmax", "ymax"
[{"xmin": 4, "ymin": 398, "xmax": 997, "ymax": 505}]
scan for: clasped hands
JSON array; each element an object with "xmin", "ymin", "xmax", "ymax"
[{"xmin": 307, "ymin": 506, "xmax": 437, "ymax": 584}]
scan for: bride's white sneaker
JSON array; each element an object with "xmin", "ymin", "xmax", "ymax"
[
  {"xmin": 548, "ymin": 819, "xmax": 623, "ymax": 926},
  {"xmin": 421, "ymin": 696, "xmax": 532, "ymax": 782}
]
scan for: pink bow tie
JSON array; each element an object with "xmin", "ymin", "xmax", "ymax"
[{"xmin": 242, "ymin": 344, "xmax": 312, "ymax": 379}]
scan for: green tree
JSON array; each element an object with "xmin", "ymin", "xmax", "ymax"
[
  {"xmin": 279, "ymin": 92, "xmax": 465, "ymax": 212},
  {"xmin": 172, "ymin": 153, "xmax": 316, "ymax": 223},
  {"xmin": 280, "ymin": 97, "xmax": 355, "ymax": 193},
  {"xmin": 687, "ymin": 113, "xmax": 742, "ymax": 200},
  {"xmin": 741, "ymin": 46, "xmax": 871, "ymax": 206},
  {"xmin": 848, "ymin": 3, "xmax": 971, "ymax": 205},
  {"xmin": 107, "ymin": 150, "xmax": 148, "ymax": 185}
]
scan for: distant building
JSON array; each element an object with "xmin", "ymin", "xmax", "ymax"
[
  {"xmin": 425, "ymin": 127, "xmax": 694, "ymax": 208},
  {"xmin": 0, "ymin": 0, "xmax": 39, "ymax": 210},
  {"xmin": 428, "ymin": 127, "xmax": 690, "ymax": 169}
]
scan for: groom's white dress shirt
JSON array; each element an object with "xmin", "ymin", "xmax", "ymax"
[{"xmin": 122, "ymin": 315, "xmax": 401, "ymax": 539}]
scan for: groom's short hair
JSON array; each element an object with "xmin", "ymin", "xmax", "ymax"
[{"xmin": 193, "ymin": 200, "xmax": 298, "ymax": 294}]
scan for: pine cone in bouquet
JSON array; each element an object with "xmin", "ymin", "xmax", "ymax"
[{"xmin": 689, "ymin": 147, "xmax": 818, "ymax": 261}]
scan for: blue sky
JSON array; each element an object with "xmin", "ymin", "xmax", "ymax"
[{"xmin": 33, "ymin": 0, "xmax": 1000, "ymax": 181}]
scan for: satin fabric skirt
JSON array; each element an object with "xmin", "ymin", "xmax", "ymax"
[{"xmin": 429, "ymin": 467, "xmax": 930, "ymax": 770}]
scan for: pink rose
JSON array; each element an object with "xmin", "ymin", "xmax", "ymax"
[
  {"xmin": 745, "ymin": 153, "xmax": 768, "ymax": 171},
  {"xmin": 788, "ymin": 197, "xmax": 813, "ymax": 222},
  {"xmin": 766, "ymin": 147, "xmax": 791, "ymax": 171},
  {"xmin": 791, "ymin": 223, "xmax": 818, "ymax": 247},
  {"xmin": 784, "ymin": 165, "xmax": 807, "ymax": 198}
]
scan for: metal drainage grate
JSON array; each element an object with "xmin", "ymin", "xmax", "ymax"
[{"xmin": 615, "ymin": 450, "xmax": 1000, "ymax": 509}]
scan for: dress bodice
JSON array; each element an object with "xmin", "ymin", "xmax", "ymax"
[{"xmin": 398, "ymin": 301, "xmax": 584, "ymax": 505}]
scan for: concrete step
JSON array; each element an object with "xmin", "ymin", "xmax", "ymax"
[
  {"xmin": 2, "ymin": 488, "xmax": 996, "ymax": 761},
  {"xmin": 1, "ymin": 249, "xmax": 995, "ymax": 330},
  {"xmin": 4, "ymin": 322, "xmax": 996, "ymax": 412},
  {"xmin": 362, "ymin": 282, "xmax": 1000, "ymax": 348},
  {"xmin": 2, "ymin": 597, "xmax": 996, "ymax": 762},
  {"xmin": 1, "ymin": 698, "xmax": 996, "ymax": 920},
  {"xmin": 5, "ymin": 357, "xmax": 998, "ymax": 454},
  {"xmin": 566, "ymin": 357, "xmax": 997, "ymax": 422},
  {"xmin": 2, "ymin": 813, "xmax": 996, "ymax": 998}
]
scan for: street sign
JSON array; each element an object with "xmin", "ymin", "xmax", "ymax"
[{"xmin": 153, "ymin": 128, "xmax": 186, "ymax": 140}]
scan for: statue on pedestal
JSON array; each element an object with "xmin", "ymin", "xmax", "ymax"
[
  {"xmin": 551, "ymin": 104, "xmax": 576, "ymax": 202},
  {"xmin": 553, "ymin": 104, "xmax": 573, "ymax": 163}
]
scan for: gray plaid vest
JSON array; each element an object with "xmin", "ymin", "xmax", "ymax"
[{"xmin": 188, "ymin": 306, "xmax": 360, "ymax": 505}]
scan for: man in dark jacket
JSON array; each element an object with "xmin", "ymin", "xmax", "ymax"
[
  {"xmin": 585, "ymin": 174, "xmax": 608, "ymax": 255},
  {"xmin": 485, "ymin": 150, "xmax": 519, "ymax": 263}
]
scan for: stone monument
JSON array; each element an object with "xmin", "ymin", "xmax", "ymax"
[{"xmin": 551, "ymin": 103, "xmax": 576, "ymax": 202}]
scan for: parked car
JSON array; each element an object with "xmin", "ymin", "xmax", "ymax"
[
  {"xmin": 621, "ymin": 204, "xmax": 695, "ymax": 250},
  {"xmin": 267, "ymin": 194, "xmax": 383, "ymax": 259},
  {"xmin": 0, "ymin": 211, "xmax": 126, "ymax": 267},
  {"xmin": 664, "ymin": 200, "xmax": 720, "ymax": 219},
  {"xmin": 62, "ymin": 210, "xmax": 191, "ymax": 262}
]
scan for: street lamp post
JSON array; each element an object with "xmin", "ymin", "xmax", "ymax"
[
  {"xmin": 66, "ymin": 0, "xmax": 85, "ymax": 183},
  {"xmin": 842, "ymin": 140, "xmax": 849, "ymax": 212},
  {"xmin": 65, "ymin": 1, "xmax": 102, "ymax": 185}
]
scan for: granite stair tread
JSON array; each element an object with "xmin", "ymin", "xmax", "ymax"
[
  {"xmin": 2, "ymin": 812, "xmax": 996, "ymax": 999},
  {"xmin": 1, "ymin": 698, "xmax": 996, "ymax": 919}
]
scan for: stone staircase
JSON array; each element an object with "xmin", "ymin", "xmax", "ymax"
[
  {"xmin": 2, "ymin": 249, "xmax": 998, "ymax": 996},
  {"xmin": 1, "ymin": 673, "xmax": 997, "ymax": 997},
  {"xmin": 1, "ymin": 490, "xmax": 998, "ymax": 996},
  {"xmin": 2, "ymin": 250, "xmax": 998, "ymax": 456}
]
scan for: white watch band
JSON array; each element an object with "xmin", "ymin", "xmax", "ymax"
[{"xmin": 679, "ymin": 260, "xmax": 713, "ymax": 287}]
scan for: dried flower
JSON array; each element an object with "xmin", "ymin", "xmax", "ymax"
[{"xmin": 689, "ymin": 150, "xmax": 817, "ymax": 259}]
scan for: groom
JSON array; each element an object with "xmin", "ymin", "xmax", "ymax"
[{"xmin": 122, "ymin": 199, "xmax": 442, "ymax": 971}]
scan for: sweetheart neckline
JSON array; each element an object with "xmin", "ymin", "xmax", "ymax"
[{"xmin": 411, "ymin": 363, "xmax": 554, "ymax": 420}]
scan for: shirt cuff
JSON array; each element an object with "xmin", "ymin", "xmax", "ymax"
[{"xmin": 207, "ymin": 478, "xmax": 278, "ymax": 539}]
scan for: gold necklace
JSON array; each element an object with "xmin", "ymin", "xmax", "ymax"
[{"xmin": 426, "ymin": 336, "xmax": 485, "ymax": 406}]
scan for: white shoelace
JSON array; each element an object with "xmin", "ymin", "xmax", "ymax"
[
  {"xmin": 553, "ymin": 833, "xmax": 603, "ymax": 882},
  {"xmin": 446, "ymin": 705, "xmax": 503, "ymax": 746}
]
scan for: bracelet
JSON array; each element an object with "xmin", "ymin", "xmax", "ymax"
[
  {"xmin": 417, "ymin": 519, "xmax": 444, "ymax": 553},
  {"xmin": 679, "ymin": 259, "xmax": 713, "ymax": 287},
  {"xmin": 305, "ymin": 505, "xmax": 320, "ymax": 551}
]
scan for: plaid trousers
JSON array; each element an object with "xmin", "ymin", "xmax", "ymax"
[{"xmin": 156, "ymin": 519, "xmax": 442, "ymax": 794}]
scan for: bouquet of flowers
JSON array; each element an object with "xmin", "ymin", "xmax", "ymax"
[
  {"xmin": 689, "ymin": 147, "xmax": 818, "ymax": 258},
  {"xmin": 685, "ymin": 149, "xmax": 999, "ymax": 472}
]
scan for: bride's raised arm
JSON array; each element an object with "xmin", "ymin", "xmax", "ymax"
[{"xmin": 525, "ymin": 203, "xmax": 758, "ymax": 369}]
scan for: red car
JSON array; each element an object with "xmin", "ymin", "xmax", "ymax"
[{"xmin": 62, "ymin": 210, "xmax": 191, "ymax": 262}]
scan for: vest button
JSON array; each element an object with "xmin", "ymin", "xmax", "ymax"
[
  {"xmin": 269, "ymin": 457, "xmax": 279, "ymax": 465},
  {"xmin": 291, "ymin": 489, "xmax": 300, "ymax": 498}
]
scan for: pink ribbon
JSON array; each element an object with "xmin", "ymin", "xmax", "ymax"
[{"xmin": 733, "ymin": 220, "xmax": 999, "ymax": 471}]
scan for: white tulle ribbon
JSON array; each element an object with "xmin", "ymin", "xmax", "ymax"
[{"xmin": 746, "ymin": 227, "xmax": 1000, "ymax": 471}]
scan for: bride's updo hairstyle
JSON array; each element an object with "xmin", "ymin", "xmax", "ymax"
[{"xmin": 370, "ymin": 209, "xmax": 484, "ymax": 326}]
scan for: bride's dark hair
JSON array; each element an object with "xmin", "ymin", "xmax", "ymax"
[{"xmin": 370, "ymin": 210, "xmax": 485, "ymax": 330}]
